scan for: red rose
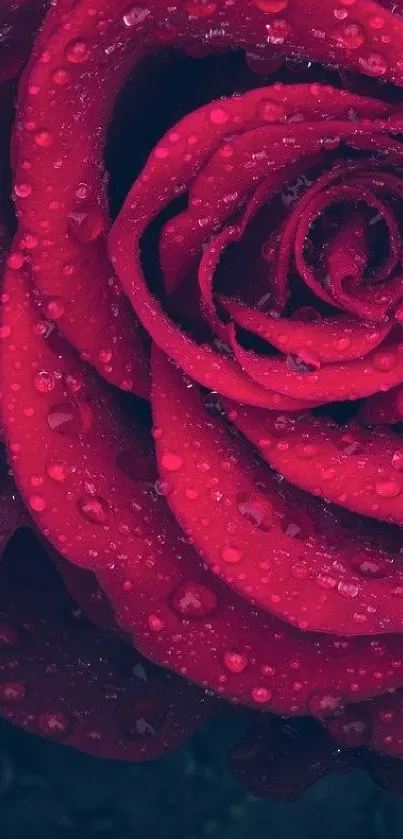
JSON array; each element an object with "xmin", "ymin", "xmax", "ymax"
[{"xmin": 2, "ymin": 0, "xmax": 403, "ymax": 798}]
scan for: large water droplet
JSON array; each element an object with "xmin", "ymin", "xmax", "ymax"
[
  {"xmin": 358, "ymin": 52, "xmax": 388, "ymax": 77},
  {"xmin": 161, "ymin": 452, "xmax": 184, "ymax": 472},
  {"xmin": 122, "ymin": 5, "xmax": 150, "ymax": 26},
  {"xmin": 251, "ymin": 686, "xmax": 272, "ymax": 704},
  {"xmin": 46, "ymin": 460, "xmax": 71, "ymax": 483},
  {"xmin": 237, "ymin": 492, "xmax": 273, "ymax": 531},
  {"xmin": 375, "ymin": 479, "xmax": 401, "ymax": 498},
  {"xmin": 65, "ymin": 38, "xmax": 90, "ymax": 64},
  {"xmin": 223, "ymin": 650, "xmax": 249, "ymax": 673},
  {"xmin": 77, "ymin": 495, "xmax": 109, "ymax": 524},
  {"xmin": 309, "ymin": 691, "xmax": 346, "ymax": 719},
  {"xmin": 222, "ymin": 545, "xmax": 243, "ymax": 564},
  {"xmin": 33, "ymin": 370, "xmax": 56, "ymax": 393},
  {"xmin": 0, "ymin": 681, "xmax": 26, "ymax": 704},
  {"xmin": 334, "ymin": 22, "xmax": 365, "ymax": 49},
  {"xmin": 37, "ymin": 710, "xmax": 71, "ymax": 739},
  {"xmin": 170, "ymin": 580, "xmax": 218, "ymax": 618}
]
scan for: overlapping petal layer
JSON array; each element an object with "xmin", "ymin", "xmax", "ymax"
[{"xmin": 2, "ymin": 0, "xmax": 403, "ymax": 800}]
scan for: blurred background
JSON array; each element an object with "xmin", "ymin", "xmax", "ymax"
[{"xmin": 0, "ymin": 716, "xmax": 403, "ymax": 839}]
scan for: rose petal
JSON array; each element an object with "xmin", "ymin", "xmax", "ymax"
[
  {"xmin": 221, "ymin": 298, "xmax": 391, "ymax": 363},
  {"xmin": 151, "ymin": 345, "xmax": 403, "ymax": 635},
  {"xmin": 227, "ymin": 405, "xmax": 403, "ymax": 524},
  {"xmin": 0, "ymin": 528, "xmax": 212, "ymax": 759},
  {"xmin": 229, "ymin": 718, "xmax": 353, "ymax": 800},
  {"xmin": 230, "ymin": 325, "xmax": 403, "ymax": 403}
]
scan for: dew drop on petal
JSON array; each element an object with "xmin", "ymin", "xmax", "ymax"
[
  {"xmin": 375, "ymin": 479, "xmax": 401, "ymax": 498},
  {"xmin": 337, "ymin": 580, "xmax": 359, "ymax": 598},
  {"xmin": 308, "ymin": 691, "xmax": 346, "ymax": 719},
  {"xmin": 65, "ymin": 38, "xmax": 90, "ymax": 64},
  {"xmin": 251, "ymin": 686, "xmax": 272, "ymax": 704},
  {"xmin": 358, "ymin": 52, "xmax": 388, "ymax": 77},
  {"xmin": 334, "ymin": 22, "xmax": 365, "ymax": 49},
  {"xmin": 161, "ymin": 452, "xmax": 184, "ymax": 472},
  {"xmin": 223, "ymin": 650, "xmax": 249, "ymax": 673},
  {"xmin": 29, "ymin": 494, "xmax": 47, "ymax": 513},
  {"xmin": 222, "ymin": 545, "xmax": 243, "ymax": 564},
  {"xmin": 122, "ymin": 5, "xmax": 150, "ymax": 26},
  {"xmin": 33, "ymin": 370, "xmax": 55, "ymax": 393},
  {"xmin": 37, "ymin": 710, "xmax": 71, "ymax": 739},
  {"xmin": 46, "ymin": 460, "xmax": 71, "ymax": 483},
  {"xmin": 77, "ymin": 495, "xmax": 109, "ymax": 524},
  {"xmin": 147, "ymin": 614, "xmax": 165, "ymax": 632},
  {"xmin": 237, "ymin": 492, "xmax": 273, "ymax": 531},
  {"xmin": 0, "ymin": 681, "xmax": 26, "ymax": 704},
  {"xmin": 170, "ymin": 580, "xmax": 218, "ymax": 618}
]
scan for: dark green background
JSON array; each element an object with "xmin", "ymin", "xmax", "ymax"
[{"xmin": 0, "ymin": 716, "xmax": 402, "ymax": 839}]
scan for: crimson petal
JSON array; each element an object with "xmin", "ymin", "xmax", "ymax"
[
  {"xmin": 226, "ymin": 405, "xmax": 403, "ymax": 524},
  {"xmin": 151, "ymin": 345, "xmax": 403, "ymax": 635}
]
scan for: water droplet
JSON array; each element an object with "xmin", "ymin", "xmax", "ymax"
[
  {"xmin": 328, "ymin": 710, "xmax": 371, "ymax": 746},
  {"xmin": 222, "ymin": 545, "xmax": 243, "ymax": 564},
  {"xmin": 337, "ymin": 580, "xmax": 359, "ymax": 598},
  {"xmin": 122, "ymin": 5, "xmax": 150, "ymax": 26},
  {"xmin": 373, "ymin": 352, "xmax": 396, "ymax": 371},
  {"xmin": 14, "ymin": 183, "xmax": 32, "ymax": 198},
  {"xmin": 391, "ymin": 450, "xmax": 403, "ymax": 470},
  {"xmin": 43, "ymin": 297, "xmax": 65, "ymax": 320},
  {"xmin": 309, "ymin": 691, "xmax": 346, "ymax": 719},
  {"xmin": 320, "ymin": 466, "xmax": 336, "ymax": 480},
  {"xmin": 68, "ymin": 209, "xmax": 107, "ymax": 243},
  {"xmin": 251, "ymin": 686, "xmax": 272, "ymax": 704},
  {"xmin": 33, "ymin": 370, "xmax": 56, "ymax": 393},
  {"xmin": 209, "ymin": 106, "xmax": 229, "ymax": 125},
  {"xmin": 351, "ymin": 555, "xmax": 388, "ymax": 578},
  {"xmin": 147, "ymin": 614, "xmax": 165, "ymax": 631},
  {"xmin": 52, "ymin": 68, "xmax": 70, "ymax": 85},
  {"xmin": 34, "ymin": 129, "xmax": 53, "ymax": 148},
  {"xmin": 257, "ymin": 97, "xmax": 285, "ymax": 122},
  {"xmin": 29, "ymin": 494, "xmax": 47, "ymax": 513},
  {"xmin": 237, "ymin": 492, "xmax": 273, "ymax": 530},
  {"xmin": 266, "ymin": 18, "xmax": 292, "ymax": 44},
  {"xmin": 223, "ymin": 650, "xmax": 249, "ymax": 673},
  {"xmin": 295, "ymin": 443, "xmax": 317, "ymax": 459},
  {"xmin": 46, "ymin": 460, "xmax": 70, "ymax": 483},
  {"xmin": 334, "ymin": 22, "xmax": 365, "ymax": 49},
  {"xmin": 161, "ymin": 452, "xmax": 184, "ymax": 472},
  {"xmin": 185, "ymin": 488, "xmax": 199, "ymax": 500},
  {"xmin": 170, "ymin": 580, "xmax": 218, "ymax": 618},
  {"xmin": 37, "ymin": 710, "xmax": 71, "ymax": 739},
  {"xmin": 65, "ymin": 38, "xmax": 90, "ymax": 64},
  {"xmin": 358, "ymin": 52, "xmax": 388, "ymax": 77},
  {"xmin": 0, "ymin": 681, "xmax": 26, "ymax": 704},
  {"xmin": 334, "ymin": 336, "xmax": 351, "ymax": 351},
  {"xmin": 375, "ymin": 479, "xmax": 401, "ymax": 498},
  {"xmin": 47, "ymin": 401, "xmax": 91, "ymax": 435},
  {"xmin": 77, "ymin": 495, "xmax": 109, "ymax": 524}
]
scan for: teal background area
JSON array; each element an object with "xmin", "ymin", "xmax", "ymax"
[{"xmin": 0, "ymin": 716, "xmax": 402, "ymax": 839}]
